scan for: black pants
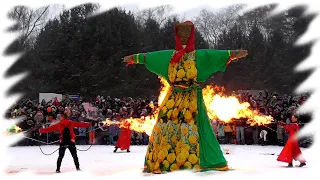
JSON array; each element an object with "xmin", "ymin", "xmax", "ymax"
[
  {"xmin": 57, "ymin": 142, "xmax": 79, "ymax": 171},
  {"xmin": 225, "ymin": 132, "xmax": 232, "ymax": 144}
]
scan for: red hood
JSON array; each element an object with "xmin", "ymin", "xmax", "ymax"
[{"xmin": 170, "ymin": 20, "xmax": 195, "ymax": 64}]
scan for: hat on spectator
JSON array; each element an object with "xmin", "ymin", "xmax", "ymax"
[
  {"xmin": 63, "ymin": 111, "xmax": 70, "ymax": 117},
  {"xmin": 26, "ymin": 119, "xmax": 34, "ymax": 126}
]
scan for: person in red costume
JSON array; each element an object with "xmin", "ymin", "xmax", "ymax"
[
  {"xmin": 114, "ymin": 121, "xmax": 131, "ymax": 153},
  {"xmin": 277, "ymin": 115, "xmax": 306, "ymax": 168},
  {"xmin": 39, "ymin": 113, "xmax": 91, "ymax": 173}
]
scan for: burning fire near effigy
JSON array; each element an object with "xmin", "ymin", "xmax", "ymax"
[{"xmin": 103, "ymin": 77, "xmax": 273, "ymax": 136}]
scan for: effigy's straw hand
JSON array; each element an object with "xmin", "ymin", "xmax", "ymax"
[
  {"xmin": 123, "ymin": 56, "xmax": 132, "ymax": 62},
  {"xmin": 240, "ymin": 50, "xmax": 248, "ymax": 57},
  {"xmin": 123, "ymin": 55, "xmax": 136, "ymax": 66},
  {"xmin": 233, "ymin": 50, "xmax": 248, "ymax": 60}
]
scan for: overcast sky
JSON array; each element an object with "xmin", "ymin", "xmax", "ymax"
[
  {"xmin": 48, "ymin": 3, "xmax": 220, "ymax": 20},
  {"xmin": 121, "ymin": 4, "xmax": 218, "ymax": 20}
]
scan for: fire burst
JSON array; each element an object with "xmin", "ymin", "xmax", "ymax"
[
  {"xmin": 13, "ymin": 125, "xmax": 22, "ymax": 133},
  {"xmin": 104, "ymin": 116, "xmax": 157, "ymax": 137},
  {"xmin": 103, "ymin": 77, "xmax": 168, "ymax": 136},
  {"xmin": 103, "ymin": 77, "xmax": 272, "ymax": 136},
  {"xmin": 3, "ymin": 125, "xmax": 22, "ymax": 135},
  {"xmin": 202, "ymin": 86, "xmax": 273, "ymax": 126}
]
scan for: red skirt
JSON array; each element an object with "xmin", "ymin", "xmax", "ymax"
[
  {"xmin": 89, "ymin": 132, "xmax": 96, "ymax": 144},
  {"xmin": 115, "ymin": 128, "xmax": 131, "ymax": 150},
  {"xmin": 277, "ymin": 136, "xmax": 306, "ymax": 163}
]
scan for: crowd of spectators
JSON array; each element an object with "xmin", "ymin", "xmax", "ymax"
[
  {"xmin": 6, "ymin": 91, "xmax": 312, "ymax": 148},
  {"xmin": 6, "ymin": 95, "xmax": 156, "ymax": 146}
]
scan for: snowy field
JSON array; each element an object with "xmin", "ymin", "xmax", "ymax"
[{"xmin": 5, "ymin": 145, "xmax": 312, "ymax": 176}]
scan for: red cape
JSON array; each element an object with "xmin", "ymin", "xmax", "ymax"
[
  {"xmin": 277, "ymin": 123, "xmax": 306, "ymax": 163},
  {"xmin": 116, "ymin": 125, "xmax": 131, "ymax": 150}
]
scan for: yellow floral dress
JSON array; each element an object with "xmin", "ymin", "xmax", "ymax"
[
  {"xmin": 145, "ymin": 50, "xmax": 203, "ymax": 172},
  {"xmin": 130, "ymin": 48, "xmax": 233, "ymax": 173}
]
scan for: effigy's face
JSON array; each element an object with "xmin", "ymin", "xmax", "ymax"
[{"xmin": 176, "ymin": 23, "xmax": 192, "ymax": 45}]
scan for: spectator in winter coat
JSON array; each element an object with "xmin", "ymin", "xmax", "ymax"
[
  {"xmin": 277, "ymin": 123, "xmax": 284, "ymax": 145},
  {"xmin": 78, "ymin": 127, "xmax": 87, "ymax": 145},
  {"xmin": 224, "ymin": 123, "xmax": 233, "ymax": 144},
  {"xmin": 260, "ymin": 130, "xmax": 268, "ymax": 146},
  {"xmin": 217, "ymin": 121, "xmax": 225, "ymax": 144},
  {"xmin": 78, "ymin": 113, "xmax": 86, "ymax": 122},
  {"xmin": 53, "ymin": 97, "xmax": 60, "ymax": 107},
  {"xmin": 142, "ymin": 133, "xmax": 149, "ymax": 145},
  {"xmin": 136, "ymin": 132, "xmax": 143, "ymax": 145},
  {"xmin": 46, "ymin": 107, "xmax": 55, "ymax": 123},
  {"xmin": 244, "ymin": 124, "xmax": 253, "ymax": 145},
  {"xmin": 211, "ymin": 119, "xmax": 218, "ymax": 135},
  {"xmin": 236, "ymin": 118, "xmax": 246, "ymax": 144},
  {"xmin": 41, "ymin": 99, "xmax": 46, "ymax": 106},
  {"xmin": 109, "ymin": 124, "xmax": 118, "ymax": 145},
  {"xmin": 252, "ymin": 125, "xmax": 259, "ymax": 144},
  {"xmin": 62, "ymin": 95, "xmax": 72, "ymax": 105},
  {"xmin": 34, "ymin": 111, "xmax": 44, "ymax": 127}
]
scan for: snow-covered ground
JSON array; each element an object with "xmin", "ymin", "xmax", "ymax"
[{"xmin": 5, "ymin": 145, "xmax": 312, "ymax": 176}]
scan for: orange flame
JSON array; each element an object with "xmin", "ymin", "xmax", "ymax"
[
  {"xmin": 103, "ymin": 77, "xmax": 169, "ymax": 136},
  {"xmin": 158, "ymin": 77, "xmax": 171, "ymax": 106},
  {"xmin": 104, "ymin": 116, "xmax": 157, "ymax": 136},
  {"xmin": 14, "ymin": 125, "xmax": 22, "ymax": 133},
  {"xmin": 203, "ymin": 85, "xmax": 273, "ymax": 126},
  {"xmin": 103, "ymin": 78, "xmax": 272, "ymax": 135},
  {"xmin": 4, "ymin": 125, "xmax": 22, "ymax": 135}
]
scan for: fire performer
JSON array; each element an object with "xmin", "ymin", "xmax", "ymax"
[
  {"xmin": 277, "ymin": 115, "xmax": 306, "ymax": 167},
  {"xmin": 114, "ymin": 121, "xmax": 131, "ymax": 153},
  {"xmin": 123, "ymin": 21, "xmax": 247, "ymax": 173},
  {"xmin": 39, "ymin": 113, "xmax": 91, "ymax": 173}
]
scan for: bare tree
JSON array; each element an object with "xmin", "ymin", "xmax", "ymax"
[
  {"xmin": 8, "ymin": 5, "xmax": 50, "ymax": 49},
  {"xmin": 135, "ymin": 5, "xmax": 175, "ymax": 26},
  {"xmin": 194, "ymin": 4, "xmax": 245, "ymax": 47}
]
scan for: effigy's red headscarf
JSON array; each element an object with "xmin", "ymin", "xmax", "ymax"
[{"xmin": 170, "ymin": 21, "xmax": 195, "ymax": 64}]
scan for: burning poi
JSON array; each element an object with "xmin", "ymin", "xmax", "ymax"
[
  {"xmin": 122, "ymin": 21, "xmax": 249, "ymax": 174},
  {"xmin": 4, "ymin": 124, "xmax": 22, "ymax": 135}
]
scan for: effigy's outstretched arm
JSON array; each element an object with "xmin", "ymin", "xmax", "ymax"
[
  {"xmin": 123, "ymin": 50, "xmax": 173, "ymax": 65},
  {"xmin": 123, "ymin": 53, "xmax": 145, "ymax": 65},
  {"xmin": 196, "ymin": 49, "xmax": 248, "ymax": 82},
  {"xmin": 229, "ymin": 50, "xmax": 248, "ymax": 61},
  {"xmin": 122, "ymin": 50, "xmax": 174, "ymax": 79}
]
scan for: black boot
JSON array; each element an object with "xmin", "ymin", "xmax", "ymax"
[
  {"xmin": 72, "ymin": 156, "xmax": 80, "ymax": 171},
  {"xmin": 287, "ymin": 163, "xmax": 293, "ymax": 168},
  {"xmin": 127, "ymin": 149, "xmax": 130, "ymax": 153},
  {"xmin": 56, "ymin": 157, "xmax": 63, "ymax": 173},
  {"xmin": 299, "ymin": 162, "xmax": 306, "ymax": 167},
  {"xmin": 114, "ymin": 147, "xmax": 118, "ymax": 153}
]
